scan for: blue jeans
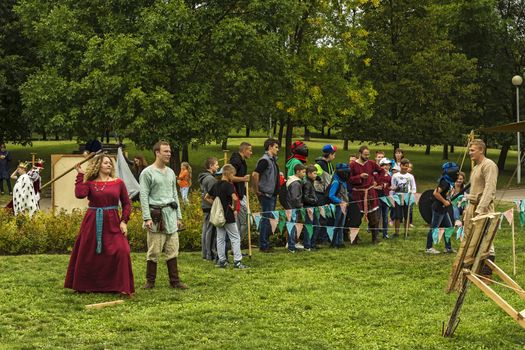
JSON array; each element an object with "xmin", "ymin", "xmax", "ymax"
[
  {"xmin": 379, "ymin": 199, "xmax": 389, "ymax": 238},
  {"xmin": 426, "ymin": 209, "xmax": 452, "ymax": 250},
  {"xmin": 333, "ymin": 206, "xmax": 346, "ymax": 247},
  {"xmin": 258, "ymin": 195, "xmax": 276, "ymax": 250}
]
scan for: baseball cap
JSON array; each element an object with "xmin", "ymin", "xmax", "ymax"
[{"xmin": 322, "ymin": 144, "xmax": 337, "ymax": 154}]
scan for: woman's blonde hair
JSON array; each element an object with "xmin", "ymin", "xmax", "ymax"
[{"xmin": 84, "ymin": 155, "xmax": 116, "ymax": 182}]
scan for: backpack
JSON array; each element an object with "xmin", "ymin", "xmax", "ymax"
[{"xmin": 210, "ymin": 197, "xmax": 226, "ymax": 227}]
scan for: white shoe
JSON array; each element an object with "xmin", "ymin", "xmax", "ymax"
[
  {"xmin": 295, "ymin": 243, "xmax": 304, "ymax": 250},
  {"xmin": 426, "ymin": 247, "xmax": 440, "ymax": 255}
]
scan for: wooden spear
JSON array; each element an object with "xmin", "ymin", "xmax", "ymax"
[{"xmin": 40, "ymin": 150, "xmax": 103, "ymax": 191}]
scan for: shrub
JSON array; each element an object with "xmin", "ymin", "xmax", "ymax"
[{"xmin": 0, "ymin": 190, "xmax": 263, "ymax": 255}]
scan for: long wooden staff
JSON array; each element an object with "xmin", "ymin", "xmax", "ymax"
[
  {"xmin": 245, "ymin": 180, "xmax": 252, "ymax": 259},
  {"xmin": 41, "ymin": 150, "xmax": 103, "ymax": 190},
  {"xmin": 405, "ymin": 192, "xmax": 411, "ymax": 238},
  {"xmin": 512, "ymin": 207, "xmax": 516, "ymax": 276}
]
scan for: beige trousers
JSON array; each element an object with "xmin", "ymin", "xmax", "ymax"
[{"xmin": 146, "ymin": 231, "xmax": 179, "ymax": 262}]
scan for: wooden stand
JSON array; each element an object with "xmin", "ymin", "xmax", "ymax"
[
  {"xmin": 443, "ymin": 212, "xmax": 525, "ymax": 337},
  {"xmin": 245, "ymin": 181, "xmax": 252, "ymax": 259}
]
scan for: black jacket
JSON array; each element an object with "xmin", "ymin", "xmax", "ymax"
[{"xmin": 302, "ymin": 179, "xmax": 317, "ymax": 207}]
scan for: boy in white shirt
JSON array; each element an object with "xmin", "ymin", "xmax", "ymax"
[{"xmin": 390, "ymin": 158, "xmax": 416, "ymax": 237}]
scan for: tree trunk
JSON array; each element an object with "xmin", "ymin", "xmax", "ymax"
[
  {"xmin": 497, "ymin": 143, "xmax": 510, "ymax": 171},
  {"xmin": 343, "ymin": 137, "xmax": 349, "ymax": 151},
  {"xmin": 425, "ymin": 144, "xmax": 431, "ymax": 155},
  {"xmin": 245, "ymin": 127, "xmax": 250, "ymax": 138},
  {"xmin": 327, "ymin": 127, "xmax": 331, "ymax": 137},
  {"xmin": 273, "ymin": 120, "xmax": 278, "ymax": 137},
  {"xmin": 285, "ymin": 117, "xmax": 293, "ymax": 161},
  {"xmin": 171, "ymin": 147, "xmax": 181, "ymax": 174},
  {"xmin": 321, "ymin": 125, "xmax": 325, "ymax": 136},
  {"xmin": 182, "ymin": 144, "xmax": 189, "ymax": 162},
  {"xmin": 277, "ymin": 118, "xmax": 285, "ymax": 147},
  {"xmin": 442, "ymin": 144, "xmax": 449, "ymax": 160},
  {"xmin": 304, "ymin": 126, "xmax": 310, "ymax": 141},
  {"xmin": 450, "ymin": 144, "xmax": 455, "ymax": 154},
  {"xmin": 221, "ymin": 138, "xmax": 228, "ymax": 151},
  {"xmin": 42, "ymin": 129, "xmax": 47, "ymax": 141},
  {"xmin": 393, "ymin": 143, "xmax": 399, "ymax": 156},
  {"xmin": 55, "ymin": 133, "xmax": 59, "ymax": 141}
]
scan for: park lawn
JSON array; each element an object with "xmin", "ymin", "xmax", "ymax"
[
  {"xmin": 1, "ymin": 204, "xmax": 525, "ymax": 350},
  {"xmin": 1, "ymin": 136, "xmax": 522, "ymax": 190}
]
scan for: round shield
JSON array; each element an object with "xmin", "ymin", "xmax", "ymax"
[{"xmin": 418, "ymin": 189, "xmax": 434, "ymax": 224}]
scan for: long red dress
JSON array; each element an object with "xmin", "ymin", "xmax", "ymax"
[{"xmin": 64, "ymin": 173, "xmax": 134, "ymax": 295}]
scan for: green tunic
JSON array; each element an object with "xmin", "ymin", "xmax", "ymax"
[{"xmin": 140, "ymin": 165, "xmax": 182, "ymax": 234}]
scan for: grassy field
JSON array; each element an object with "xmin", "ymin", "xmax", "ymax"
[{"xmin": 1, "ymin": 205, "xmax": 525, "ymax": 349}]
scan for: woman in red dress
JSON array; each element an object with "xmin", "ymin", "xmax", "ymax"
[{"xmin": 64, "ymin": 155, "xmax": 135, "ymax": 295}]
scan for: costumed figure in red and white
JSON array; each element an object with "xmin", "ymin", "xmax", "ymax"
[{"xmin": 10, "ymin": 161, "xmax": 39, "ymax": 217}]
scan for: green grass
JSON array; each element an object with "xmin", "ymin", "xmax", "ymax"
[{"xmin": 1, "ymin": 204, "xmax": 525, "ymax": 349}]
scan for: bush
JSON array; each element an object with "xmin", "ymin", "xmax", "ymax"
[{"xmin": 0, "ymin": 190, "xmax": 262, "ymax": 255}]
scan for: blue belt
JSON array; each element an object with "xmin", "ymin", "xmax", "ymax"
[{"xmin": 89, "ymin": 206, "xmax": 119, "ymax": 254}]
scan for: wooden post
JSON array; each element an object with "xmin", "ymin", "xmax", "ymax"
[
  {"xmin": 30, "ymin": 153, "xmax": 36, "ymax": 167},
  {"xmin": 405, "ymin": 193, "xmax": 411, "ymax": 239},
  {"xmin": 512, "ymin": 208, "xmax": 516, "ymax": 276},
  {"xmin": 85, "ymin": 300, "xmax": 125, "ymax": 309},
  {"xmin": 223, "ymin": 150, "xmax": 229, "ymax": 166},
  {"xmin": 245, "ymin": 180, "xmax": 252, "ymax": 259},
  {"xmin": 443, "ymin": 279, "xmax": 470, "ymax": 337}
]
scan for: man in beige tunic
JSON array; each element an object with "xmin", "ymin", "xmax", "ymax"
[{"xmin": 464, "ymin": 139, "xmax": 498, "ymax": 277}]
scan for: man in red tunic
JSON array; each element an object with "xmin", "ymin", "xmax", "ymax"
[{"xmin": 348, "ymin": 145, "xmax": 386, "ymax": 244}]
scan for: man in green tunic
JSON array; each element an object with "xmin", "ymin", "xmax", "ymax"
[{"xmin": 140, "ymin": 141, "xmax": 187, "ymax": 289}]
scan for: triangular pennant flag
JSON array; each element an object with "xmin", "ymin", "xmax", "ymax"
[
  {"xmin": 414, "ymin": 193, "xmax": 421, "ymax": 204},
  {"xmin": 295, "ymin": 223, "xmax": 304, "ymax": 239},
  {"xmin": 520, "ymin": 199, "xmax": 525, "ymax": 213},
  {"xmin": 285, "ymin": 210, "xmax": 292, "ymax": 222},
  {"xmin": 438, "ymin": 228, "xmax": 445, "ymax": 243},
  {"xmin": 499, "ymin": 214, "xmax": 504, "ymax": 229},
  {"xmin": 291, "ymin": 209, "xmax": 297, "ymax": 223},
  {"xmin": 380, "ymin": 196, "xmax": 392, "ymax": 207},
  {"xmin": 278, "ymin": 211, "xmax": 287, "ymax": 233},
  {"xmin": 388, "ymin": 196, "xmax": 395, "ymax": 207},
  {"xmin": 269, "ymin": 218, "xmax": 278, "ymax": 234},
  {"xmin": 305, "ymin": 224, "xmax": 314, "ymax": 240},
  {"xmin": 456, "ymin": 226, "xmax": 464, "ymax": 240},
  {"xmin": 340, "ymin": 202, "xmax": 348, "ymax": 215},
  {"xmin": 432, "ymin": 228, "xmax": 439, "ymax": 244},
  {"xmin": 330, "ymin": 204, "xmax": 337, "ymax": 217},
  {"xmin": 319, "ymin": 206, "xmax": 326, "ymax": 218},
  {"xmin": 313, "ymin": 207, "xmax": 320, "ymax": 220},
  {"xmin": 350, "ymin": 227, "xmax": 359, "ymax": 243},
  {"xmin": 325, "ymin": 205, "xmax": 333, "ymax": 218},
  {"xmin": 454, "ymin": 219, "xmax": 462, "ymax": 227},
  {"xmin": 444, "ymin": 227, "xmax": 454, "ymax": 240},
  {"xmin": 286, "ymin": 222, "xmax": 295, "ymax": 236},
  {"xmin": 393, "ymin": 194, "xmax": 401, "ymax": 206},
  {"xmin": 504, "ymin": 209, "xmax": 514, "ymax": 226},
  {"xmin": 253, "ymin": 214, "xmax": 261, "ymax": 230},
  {"xmin": 515, "ymin": 199, "xmax": 521, "ymax": 211},
  {"xmin": 520, "ymin": 211, "xmax": 525, "ymax": 227},
  {"xmin": 299, "ymin": 208, "xmax": 307, "ymax": 222},
  {"xmin": 271, "ymin": 211, "xmax": 280, "ymax": 219},
  {"xmin": 307, "ymin": 207, "xmax": 314, "ymax": 221},
  {"xmin": 326, "ymin": 226, "xmax": 335, "ymax": 242}
]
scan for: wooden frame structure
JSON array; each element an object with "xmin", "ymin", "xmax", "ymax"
[{"xmin": 443, "ymin": 212, "xmax": 525, "ymax": 337}]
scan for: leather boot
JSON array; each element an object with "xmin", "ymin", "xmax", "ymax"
[
  {"xmin": 167, "ymin": 258, "xmax": 188, "ymax": 289},
  {"xmin": 143, "ymin": 260, "xmax": 157, "ymax": 289}
]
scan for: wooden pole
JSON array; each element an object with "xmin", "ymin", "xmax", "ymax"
[
  {"xmin": 513, "ymin": 208, "xmax": 517, "ymax": 276},
  {"xmin": 41, "ymin": 150, "xmax": 103, "ymax": 190},
  {"xmin": 85, "ymin": 300, "xmax": 125, "ymax": 309},
  {"xmin": 223, "ymin": 149, "xmax": 229, "ymax": 166},
  {"xmin": 405, "ymin": 193, "xmax": 411, "ymax": 239},
  {"xmin": 444, "ymin": 279, "xmax": 470, "ymax": 337},
  {"xmin": 30, "ymin": 153, "xmax": 36, "ymax": 167},
  {"xmin": 245, "ymin": 180, "xmax": 252, "ymax": 259}
]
